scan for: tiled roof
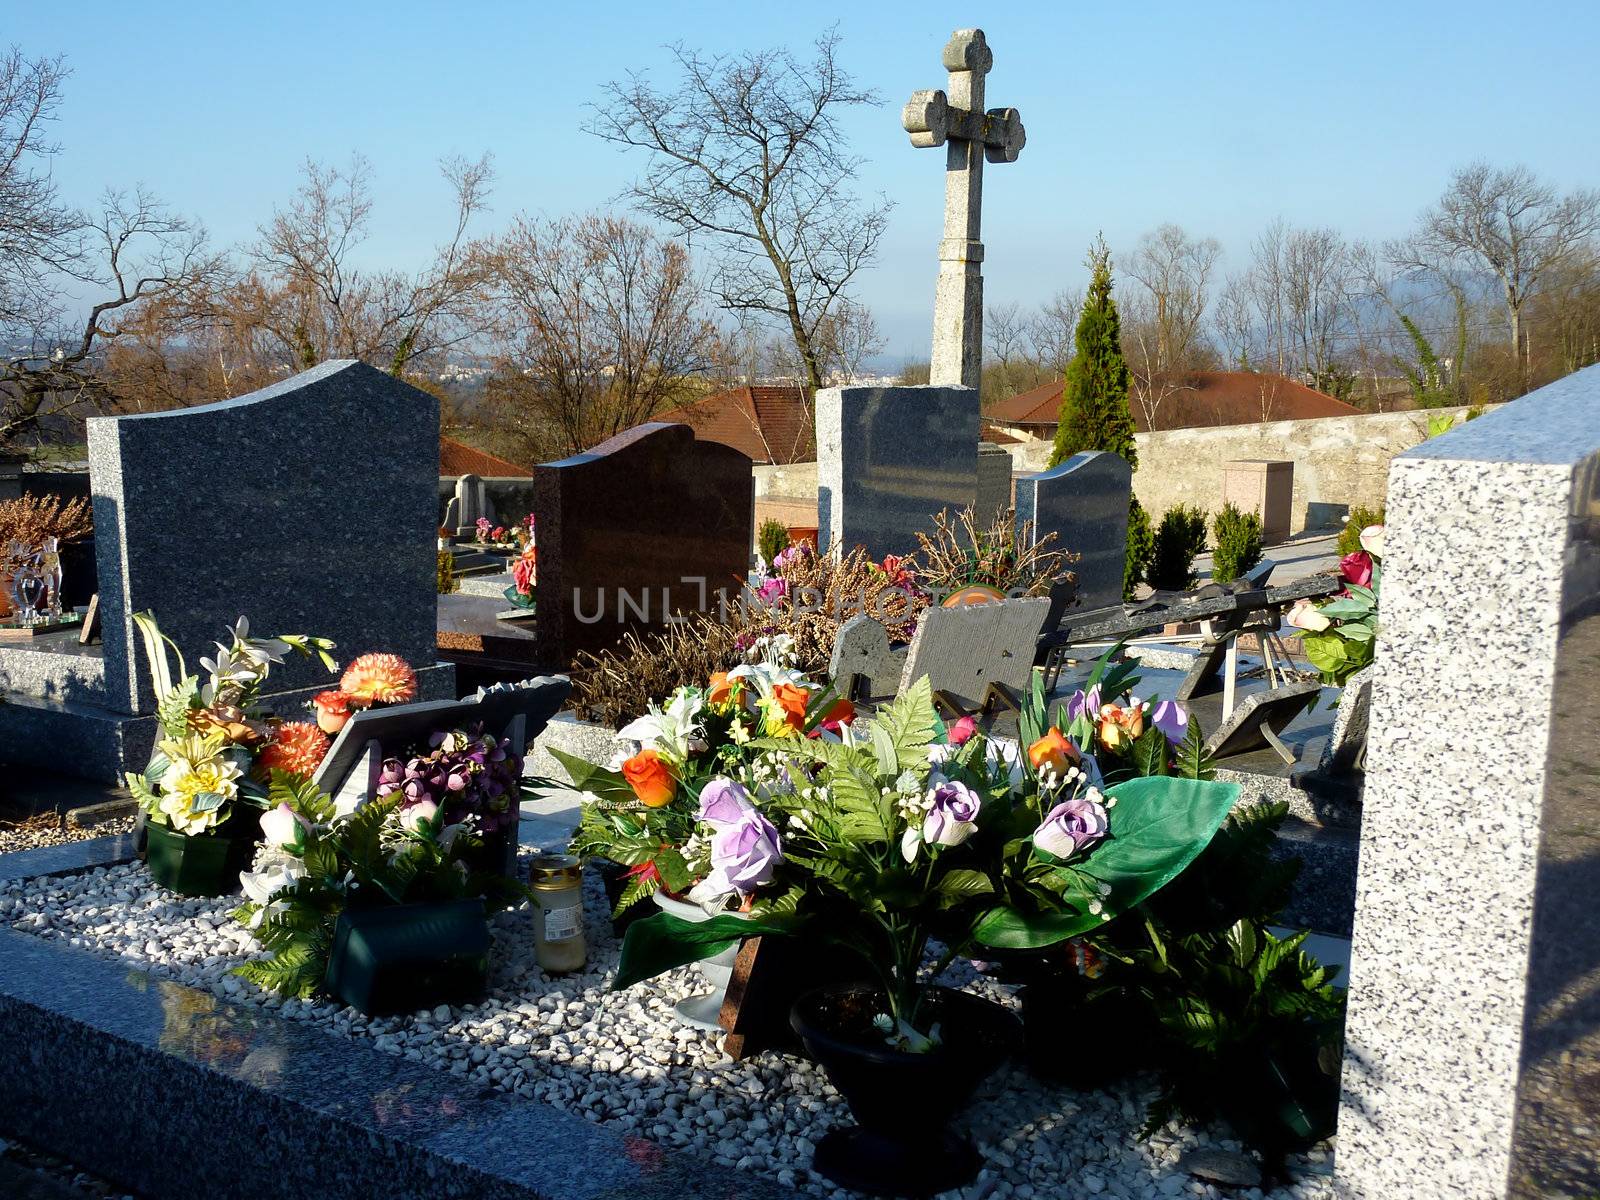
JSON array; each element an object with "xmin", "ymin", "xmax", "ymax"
[
  {"xmin": 440, "ymin": 436, "xmax": 532, "ymax": 478},
  {"xmin": 655, "ymin": 386, "xmax": 815, "ymax": 465},
  {"xmin": 985, "ymin": 371, "xmax": 1361, "ymax": 432}
]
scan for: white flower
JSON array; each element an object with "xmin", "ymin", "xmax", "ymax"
[
  {"xmin": 238, "ymin": 859, "xmax": 306, "ymax": 927},
  {"xmin": 616, "ymin": 687, "xmax": 704, "ymax": 760},
  {"xmin": 900, "ymin": 825, "xmax": 922, "ymax": 864},
  {"xmin": 1358, "ymin": 524, "xmax": 1385, "ymax": 558},
  {"xmin": 400, "ymin": 799, "xmax": 439, "ymax": 832},
  {"xmin": 258, "ymin": 802, "xmax": 308, "ymax": 850}
]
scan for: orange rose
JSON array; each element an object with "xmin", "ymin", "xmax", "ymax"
[
  {"xmin": 707, "ymin": 671, "xmax": 736, "ymax": 706},
  {"xmin": 621, "ymin": 749, "xmax": 676, "ymax": 808},
  {"xmin": 822, "ymin": 697, "xmax": 855, "ymax": 727},
  {"xmin": 772, "ymin": 683, "xmax": 811, "ymax": 733},
  {"xmin": 1097, "ymin": 704, "xmax": 1144, "ymax": 750},
  {"xmin": 312, "ymin": 689, "xmax": 354, "ymax": 735},
  {"xmin": 1027, "ymin": 726, "xmax": 1078, "ymax": 777}
]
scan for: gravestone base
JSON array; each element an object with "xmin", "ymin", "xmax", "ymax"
[{"xmin": 0, "ymin": 664, "xmax": 457, "ymax": 783}]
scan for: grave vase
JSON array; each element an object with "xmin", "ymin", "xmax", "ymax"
[
  {"xmin": 324, "ymin": 895, "xmax": 491, "ymax": 1017},
  {"xmin": 652, "ymin": 891, "xmax": 743, "ymax": 1030},
  {"xmin": 144, "ymin": 815, "xmax": 262, "ymax": 898},
  {"xmin": 789, "ymin": 984, "xmax": 1020, "ymax": 1197}
]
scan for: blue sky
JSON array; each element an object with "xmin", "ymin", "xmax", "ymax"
[{"xmin": 11, "ymin": 0, "xmax": 1600, "ymax": 361}]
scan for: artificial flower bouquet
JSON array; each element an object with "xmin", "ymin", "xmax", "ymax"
[
  {"xmin": 555, "ymin": 633, "xmax": 852, "ymax": 918},
  {"xmin": 1287, "ymin": 523, "xmax": 1384, "ymax": 685},
  {"xmin": 232, "ymin": 773, "xmax": 526, "ymax": 1003},
  {"xmin": 613, "ymin": 649, "xmax": 1239, "ymax": 1050},
  {"xmin": 124, "ymin": 614, "xmax": 338, "ymax": 838}
]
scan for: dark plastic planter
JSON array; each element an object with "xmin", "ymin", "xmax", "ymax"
[
  {"xmin": 324, "ymin": 897, "xmax": 491, "ymax": 1017},
  {"xmin": 790, "ymin": 984, "xmax": 1020, "ymax": 1197},
  {"xmin": 1219, "ymin": 1041, "xmax": 1340, "ymax": 1152},
  {"xmin": 144, "ymin": 817, "xmax": 261, "ymax": 898}
]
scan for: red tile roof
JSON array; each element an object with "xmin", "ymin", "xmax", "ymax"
[
  {"xmin": 985, "ymin": 371, "xmax": 1360, "ymax": 432},
  {"xmin": 439, "ymin": 436, "xmax": 532, "ymax": 478},
  {"xmin": 655, "ymin": 386, "xmax": 814, "ymax": 465}
]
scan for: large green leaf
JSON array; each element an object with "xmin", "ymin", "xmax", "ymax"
[
  {"xmin": 613, "ymin": 910, "xmax": 798, "ymax": 991},
  {"xmin": 973, "ymin": 775, "xmax": 1240, "ymax": 950}
]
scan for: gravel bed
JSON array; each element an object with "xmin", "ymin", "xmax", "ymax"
[
  {"xmin": 2, "ymin": 858, "xmax": 1334, "ymax": 1200},
  {"xmin": 0, "ymin": 814, "xmax": 136, "ymax": 855}
]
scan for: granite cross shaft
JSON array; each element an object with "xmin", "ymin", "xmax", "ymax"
[{"xmin": 903, "ymin": 28, "xmax": 1026, "ymax": 392}]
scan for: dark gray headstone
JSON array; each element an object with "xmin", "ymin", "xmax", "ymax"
[
  {"xmin": 975, "ymin": 442, "xmax": 1014, "ymax": 527},
  {"xmin": 87, "ymin": 360, "xmax": 443, "ymax": 715},
  {"xmin": 1014, "ymin": 451, "xmax": 1131, "ymax": 611},
  {"xmin": 1203, "ymin": 682, "xmax": 1320, "ymax": 763},
  {"xmin": 816, "ymin": 385, "xmax": 980, "ymax": 560}
]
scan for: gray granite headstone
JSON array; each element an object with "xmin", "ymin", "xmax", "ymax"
[
  {"xmin": 816, "ymin": 385, "xmax": 980, "ymax": 560},
  {"xmin": 87, "ymin": 360, "xmax": 445, "ymax": 715},
  {"xmin": 975, "ymin": 442, "xmax": 1014, "ymax": 527},
  {"xmin": 444, "ymin": 472, "xmax": 496, "ymax": 536},
  {"xmin": 1014, "ymin": 451, "xmax": 1131, "ymax": 611},
  {"xmin": 1335, "ymin": 363, "xmax": 1600, "ymax": 1200},
  {"xmin": 829, "ymin": 615, "xmax": 909, "ymax": 702},
  {"xmin": 1318, "ymin": 664, "xmax": 1372, "ymax": 774},
  {"xmin": 899, "ymin": 596, "xmax": 1050, "ymax": 714}
]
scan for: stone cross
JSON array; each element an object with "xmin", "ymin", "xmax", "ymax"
[{"xmin": 903, "ymin": 28, "xmax": 1026, "ymax": 392}]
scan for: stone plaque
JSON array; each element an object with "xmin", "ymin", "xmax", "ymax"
[
  {"xmin": 1014, "ymin": 451, "xmax": 1131, "ymax": 611},
  {"xmin": 899, "ymin": 595, "xmax": 1050, "ymax": 715},
  {"xmin": 533, "ymin": 423, "xmax": 752, "ymax": 666},
  {"xmin": 816, "ymin": 385, "xmax": 980, "ymax": 560},
  {"xmin": 87, "ymin": 361, "xmax": 443, "ymax": 715}
]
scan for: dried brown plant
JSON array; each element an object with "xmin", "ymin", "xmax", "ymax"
[
  {"xmin": 569, "ymin": 614, "xmax": 745, "ymax": 727},
  {"xmin": 0, "ymin": 494, "xmax": 93, "ymax": 548},
  {"xmin": 911, "ymin": 506, "xmax": 1076, "ymax": 600}
]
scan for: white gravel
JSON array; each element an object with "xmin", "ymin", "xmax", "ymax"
[{"xmin": 2, "ymin": 859, "xmax": 1334, "ymax": 1200}]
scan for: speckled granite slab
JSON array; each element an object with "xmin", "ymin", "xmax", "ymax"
[
  {"xmin": 0, "ymin": 921, "xmax": 779, "ymax": 1200},
  {"xmin": 1335, "ymin": 364, "xmax": 1600, "ymax": 1199}
]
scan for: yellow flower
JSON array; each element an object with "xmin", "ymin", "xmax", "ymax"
[{"xmin": 156, "ymin": 733, "xmax": 242, "ymax": 834}]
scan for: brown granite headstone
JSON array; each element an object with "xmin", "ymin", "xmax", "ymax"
[{"xmin": 533, "ymin": 423, "xmax": 753, "ymax": 666}]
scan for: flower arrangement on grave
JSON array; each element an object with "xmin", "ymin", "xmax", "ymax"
[
  {"xmin": 502, "ymin": 541, "xmax": 537, "ymax": 611},
  {"xmin": 374, "ymin": 724, "xmax": 521, "ymax": 836},
  {"xmin": 612, "ymin": 650, "xmax": 1239, "ymax": 1048},
  {"xmin": 1287, "ymin": 523, "xmax": 1383, "ymax": 685},
  {"xmin": 232, "ymin": 774, "xmax": 524, "ymax": 1002},
  {"xmin": 124, "ymin": 616, "xmax": 338, "ymax": 838},
  {"xmin": 310, "ymin": 652, "xmax": 419, "ymax": 735},
  {"xmin": 558, "ymin": 633, "xmax": 853, "ymax": 917}
]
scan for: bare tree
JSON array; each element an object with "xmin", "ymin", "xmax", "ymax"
[
  {"xmin": 589, "ymin": 30, "xmax": 890, "ymax": 393},
  {"xmin": 810, "ymin": 298, "xmax": 884, "ymax": 385},
  {"xmin": 1122, "ymin": 223, "xmax": 1220, "ymax": 426},
  {"xmin": 1394, "ymin": 162, "xmax": 1600, "ymax": 385},
  {"xmin": 0, "ymin": 48, "xmax": 81, "ymax": 336},
  {"xmin": 1026, "ymin": 289, "xmax": 1082, "ymax": 377},
  {"xmin": 476, "ymin": 213, "xmax": 718, "ymax": 456},
  {"xmin": 248, "ymin": 153, "xmax": 492, "ymax": 376},
  {"xmin": 3, "ymin": 187, "xmax": 222, "ymax": 444}
]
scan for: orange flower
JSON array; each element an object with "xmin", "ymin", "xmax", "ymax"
[
  {"xmin": 312, "ymin": 690, "xmax": 354, "ymax": 735},
  {"xmin": 621, "ymin": 749, "xmax": 676, "ymax": 808},
  {"xmin": 707, "ymin": 671, "xmax": 737, "ymax": 706},
  {"xmin": 772, "ymin": 682, "xmax": 811, "ymax": 733},
  {"xmin": 1027, "ymin": 726, "xmax": 1079, "ymax": 777},
  {"xmin": 822, "ymin": 697, "xmax": 855, "ymax": 728},
  {"xmin": 340, "ymin": 653, "xmax": 418, "ymax": 706},
  {"xmin": 257, "ymin": 721, "xmax": 331, "ymax": 779},
  {"xmin": 1097, "ymin": 703, "xmax": 1144, "ymax": 750},
  {"xmin": 188, "ymin": 705, "xmax": 265, "ymax": 746}
]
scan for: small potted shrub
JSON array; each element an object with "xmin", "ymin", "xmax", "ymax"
[
  {"xmin": 125, "ymin": 615, "xmax": 337, "ymax": 897},
  {"xmin": 233, "ymin": 775, "xmax": 525, "ymax": 1015}
]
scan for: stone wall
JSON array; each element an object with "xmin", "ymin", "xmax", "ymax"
[{"xmin": 1007, "ymin": 405, "xmax": 1492, "ymax": 534}]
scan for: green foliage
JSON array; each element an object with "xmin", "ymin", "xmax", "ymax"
[
  {"xmin": 1336, "ymin": 505, "xmax": 1385, "ymax": 557},
  {"xmin": 1050, "ymin": 239, "xmax": 1136, "ymax": 471},
  {"xmin": 436, "ymin": 548, "xmax": 458, "ymax": 594},
  {"xmin": 1210, "ymin": 503, "xmax": 1263, "ymax": 583},
  {"xmin": 1175, "ymin": 719, "xmax": 1214, "ymax": 781},
  {"xmin": 757, "ymin": 518, "xmax": 790, "ymax": 566},
  {"xmin": 1398, "ymin": 314, "xmax": 1452, "ymax": 407},
  {"xmin": 1147, "ymin": 504, "xmax": 1209, "ymax": 592},
  {"xmin": 1124, "ymin": 497, "xmax": 1155, "ymax": 600}
]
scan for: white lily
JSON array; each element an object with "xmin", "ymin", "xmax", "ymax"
[{"xmin": 616, "ymin": 687, "xmax": 705, "ymax": 760}]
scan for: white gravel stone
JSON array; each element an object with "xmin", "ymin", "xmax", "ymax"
[{"xmin": 2, "ymin": 858, "xmax": 1333, "ymax": 1200}]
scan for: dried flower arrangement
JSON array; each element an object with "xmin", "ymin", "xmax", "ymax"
[{"xmin": 0, "ymin": 493, "xmax": 93, "ymax": 547}]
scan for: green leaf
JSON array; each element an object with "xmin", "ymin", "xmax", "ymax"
[
  {"xmin": 1337, "ymin": 623, "xmax": 1374, "ymax": 643},
  {"xmin": 1175, "ymin": 719, "xmax": 1215, "ymax": 781},
  {"xmin": 972, "ymin": 906, "xmax": 1106, "ymax": 948},
  {"xmin": 613, "ymin": 911, "xmax": 796, "ymax": 991},
  {"xmin": 1301, "ymin": 633, "xmax": 1348, "ymax": 676},
  {"xmin": 1318, "ymin": 598, "xmax": 1371, "ymax": 620},
  {"xmin": 156, "ymin": 675, "xmax": 200, "ymax": 740},
  {"xmin": 934, "ymin": 868, "xmax": 995, "ymax": 903},
  {"xmin": 1130, "ymin": 726, "xmax": 1169, "ymax": 778}
]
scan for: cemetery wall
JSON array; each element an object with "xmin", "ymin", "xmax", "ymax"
[{"xmin": 1008, "ymin": 405, "xmax": 1489, "ymax": 535}]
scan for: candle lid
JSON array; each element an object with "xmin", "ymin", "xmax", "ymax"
[{"xmin": 528, "ymin": 853, "xmax": 581, "ymax": 883}]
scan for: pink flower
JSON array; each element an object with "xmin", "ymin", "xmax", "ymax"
[
  {"xmin": 757, "ymin": 576, "xmax": 788, "ymax": 606},
  {"xmin": 1287, "ymin": 597, "xmax": 1333, "ymax": 633},
  {"xmin": 947, "ymin": 716, "xmax": 978, "ymax": 746},
  {"xmin": 1339, "ymin": 551, "xmax": 1373, "ymax": 588}
]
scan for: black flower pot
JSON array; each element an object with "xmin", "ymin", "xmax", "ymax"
[
  {"xmin": 324, "ymin": 897, "xmax": 491, "ymax": 1017},
  {"xmin": 790, "ymin": 984, "xmax": 1020, "ymax": 1197},
  {"xmin": 1019, "ymin": 973, "xmax": 1151, "ymax": 1088},
  {"xmin": 144, "ymin": 817, "xmax": 262, "ymax": 898},
  {"xmin": 1218, "ymin": 1039, "xmax": 1340, "ymax": 1153}
]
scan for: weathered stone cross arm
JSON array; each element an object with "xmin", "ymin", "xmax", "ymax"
[{"xmin": 901, "ymin": 92, "xmax": 1025, "ymax": 162}]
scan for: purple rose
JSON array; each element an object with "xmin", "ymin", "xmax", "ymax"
[
  {"xmin": 1066, "ymin": 685, "xmax": 1102, "ymax": 723},
  {"xmin": 1150, "ymin": 699, "xmax": 1189, "ymax": 746},
  {"xmin": 922, "ymin": 780, "xmax": 982, "ymax": 848},
  {"xmin": 697, "ymin": 779, "xmax": 755, "ymax": 826},
  {"xmin": 1034, "ymin": 797, "xmax": 1109, "ymax": 861},
  {"xmin": 710, "ymin": 809, "xmax": 782, "ymax": 892}
]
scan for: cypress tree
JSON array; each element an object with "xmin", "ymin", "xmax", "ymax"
[{"xmin": 1048, "ymin": 239, "xmax": 1150, "ymax": 598}]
